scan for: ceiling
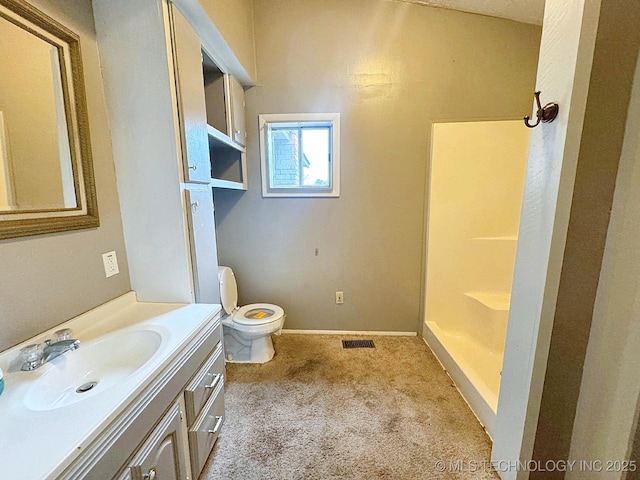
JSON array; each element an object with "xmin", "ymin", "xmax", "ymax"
[{"xmin": 396, "ymin": 0, "xmax": 545, "ymax": 25}]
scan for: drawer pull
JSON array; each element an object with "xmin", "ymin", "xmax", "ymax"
[
  {"xmin": 207, "ymin": 416, "xmax": 223, "ymax": 435},
  {"xmin": 204, "ymin": 373, "xmax": 222, "ymax": 390},
  {"xmin": 142, "ymin": 467, "xmax": 156, "ymax": 480}
]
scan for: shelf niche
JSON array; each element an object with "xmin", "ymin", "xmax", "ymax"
[{"xmin": 202, "ymin": 51, "xmax": 247, "ymax": 190}]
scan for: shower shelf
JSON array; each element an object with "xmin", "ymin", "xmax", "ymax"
[{"xmin": 464, "ymin": 292, "xmax": 511, "ymax": 311}]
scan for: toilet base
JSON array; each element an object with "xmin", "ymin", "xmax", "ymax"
[{"xmin": 223, "ymin": 326, "xmax": 276, "ymax": 363}]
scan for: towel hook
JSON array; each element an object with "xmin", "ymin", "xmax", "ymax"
[{"xmin": 524, "ymin": 91, "xmax": 559, "ymax": 128}]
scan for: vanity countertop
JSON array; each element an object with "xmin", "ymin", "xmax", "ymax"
[{"xmin": 0, "ymin": 292, "xmax": 221, "ymax": 480}]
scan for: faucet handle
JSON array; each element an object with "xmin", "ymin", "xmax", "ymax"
[
  {"xmin": 54, "ymin": 328, "xmax": 73, "ymax": 343},
  {"xmin": 19, "ymin": 343, "xmax": 44, "ymax": 371}
]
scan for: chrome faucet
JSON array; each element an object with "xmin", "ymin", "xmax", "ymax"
[
  {"xmin": 42, "ymin": 338, "xmax": 80, "ymax": 363},
  {"xmin": 19, "ymin": 329, "xmax": 80, "ymax": 371}
]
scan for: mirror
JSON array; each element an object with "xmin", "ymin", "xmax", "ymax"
[{"xmin": 0, "ymin": 0, "xmax": 98, "ymax": 239}]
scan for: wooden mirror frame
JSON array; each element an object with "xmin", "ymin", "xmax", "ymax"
[{"xmin": 0, "ymin": 0, "xmax": 98, "ymax": 240}]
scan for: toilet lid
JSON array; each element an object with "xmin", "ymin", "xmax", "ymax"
[
  {"xmin": 218, "ymin": 266, "xmax": 238, "ymax": 315},
  {"xmin": 233, "ymin": 303, "xmax": 284, "ymax": 326}
]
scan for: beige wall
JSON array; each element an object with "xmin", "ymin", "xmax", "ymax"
[
  {"xmin": 200, "ymin": 0, "xmax": 256, "ymax": 81},
  {"xmin": 0, "ymin": 0, "xmax": 130, "ymax": 351},
  {"xmin": 427, "ymin": 120, "xmax": 528, "ymax": 351},
  {"xmin": 213, "ymin": 0, "xmax": 540, "ymax": 333},
  {"xmin": 567, "ymin": 49, "xmax": 640, "ymax": 479}
]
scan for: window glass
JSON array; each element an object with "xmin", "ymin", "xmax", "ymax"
[{"xmin": 259, "ymin": 114, "xmax": 340, "ymax": 197}]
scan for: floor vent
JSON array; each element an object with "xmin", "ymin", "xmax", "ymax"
[{"xmin": 342, "ymin": 339, "xmax": 375, "ymax": 349}]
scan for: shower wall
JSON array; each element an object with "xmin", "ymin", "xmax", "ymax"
[{"xmin": 425, "ymin": 120, "xmax": 529, "ymax": 422}]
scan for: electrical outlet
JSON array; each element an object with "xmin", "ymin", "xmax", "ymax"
[
  {"xmin": 102, "ymin": 251, "xmax": 119, "ymax": 278},
  {"xmin": 335, "ymin": 291, "xmax": 344, "ymax": 304}
]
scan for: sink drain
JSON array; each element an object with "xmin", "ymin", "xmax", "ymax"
[{"xmin": 76, "ymin": 381, "xmax": 98, "ymax": 393}]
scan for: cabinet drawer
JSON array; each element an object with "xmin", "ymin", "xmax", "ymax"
[
  {"xmin": 189, "ymin": 380, "xmax": 224, "ymax": 477},
  {"xmin": 184, "ymin": 341, "xmax": 224, "ymax": 426}
]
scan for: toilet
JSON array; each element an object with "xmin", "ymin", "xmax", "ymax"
[{"xmin": 218, "ymin": 266, "xmax": 285, "ymax": 363}]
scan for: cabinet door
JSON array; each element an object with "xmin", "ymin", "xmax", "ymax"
[
  {"xmin": 228, "ymin": 75, "xmax": 246, "ymax": 147},
  {"xmin": 128, "ymin": 400, "xmax": 190, "ymax": 480},
  {"xmin": 185, "ymin": 187, "xmax": 220, "ymax": 303},
  {"xmin": 170, "ymin": 4, "xmax": 210, "ymax": 184}
]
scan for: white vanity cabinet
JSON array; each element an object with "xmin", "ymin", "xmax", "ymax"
[
  {"xmin": 115, "ymin": 337, "xmax": 226, "ymax": 480},
  {"xmin": 58, "ymin": 304, "xmax": 225, "ymax": 480}
]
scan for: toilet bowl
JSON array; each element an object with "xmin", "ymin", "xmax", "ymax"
[{"xmin": 218, "ymin": 266, "xmax": 285, "ymax": 363}]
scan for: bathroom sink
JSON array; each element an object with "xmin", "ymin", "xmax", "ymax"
[{"xmin": 23, "ymin": 329, "xmax": 162, "ymax": 411}]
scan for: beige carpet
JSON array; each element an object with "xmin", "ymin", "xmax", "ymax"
[{"xmin": 201, "ymin": 334, "xmax": 499, "ymax": 479}]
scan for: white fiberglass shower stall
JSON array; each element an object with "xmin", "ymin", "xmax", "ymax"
[{"xmin": 423, "ymin": 120, "xmax": 529, "ymax": 437}]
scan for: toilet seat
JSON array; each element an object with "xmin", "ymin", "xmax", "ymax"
[{"xmin": 233, "ymin": 303, "xmax": 284, "ymax": 326}]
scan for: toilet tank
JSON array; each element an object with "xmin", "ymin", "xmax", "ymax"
[{"xmin": 218, "ymin": 266, "xmax": 238, "ymax": 315}]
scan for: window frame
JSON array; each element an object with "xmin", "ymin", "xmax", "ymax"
[{"xmin": 259, "ymin": 113, "xmax": 340, "ymax": 197}]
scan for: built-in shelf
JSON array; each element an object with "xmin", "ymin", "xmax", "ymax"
[
  {"xmin": 464, "ymin": 292, "xmax": 511, "ymax": 311},
  {"xmin": 207, "ymin": 125, "xmax": 247, "ymax": 190},
  {"xmin": 210, "ymin": 178, "xmax": 244, "ymax": 190},
  {"xmin": 206, "ymin": 125, "xmax": 244, "ymax": 152},
  {"xmin": 202, "ymin": 51, "xmax": 247, "ymax": 191}
]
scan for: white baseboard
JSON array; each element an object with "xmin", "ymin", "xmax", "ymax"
[{"xmin": 281, "ymin": 329, "xmax": 417, "ymax": 336}]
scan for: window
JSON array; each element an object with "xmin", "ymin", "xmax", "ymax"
[{"xmin": 259, "ymin": 113, "xmax": 340, "ymax": 197}]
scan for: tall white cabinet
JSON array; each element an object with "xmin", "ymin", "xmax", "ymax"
[{"xmin": 94, "ymin": 0, "xmax": 220, "ymax": 304}]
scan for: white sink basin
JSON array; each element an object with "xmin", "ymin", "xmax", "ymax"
[
  {"xmin": 24, "ymin": 329, "xmax": 162, "ymax": 411},
  {"xmin": 0, "ymin": 293, "xmax": 220, "ymax": 480}
]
